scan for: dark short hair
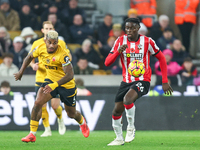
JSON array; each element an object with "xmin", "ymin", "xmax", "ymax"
[
  {"xmin": 124, "ymin": 17, "xmax": 140, "ymax": 26},
  {"xmin": 1, "ymin": 81, "xmax": 10, "ymax": 88},
  {"xmin": 2, "ymin": 53, "xmax": 13, "ymax": 59},
  {"xmin": 75, "ymin": 78, "xmax": 84, "ymax": 86},
  {"xmin": 78, "ymin": 56, "xmax": 87, "ymax": 61},
  {"xmin": 184, "ymin": 57, "xmax": 192, "ymax": 62},
  {"xmin": 104, "ymin": 13, "xmax": 113, "ymax": 18}
]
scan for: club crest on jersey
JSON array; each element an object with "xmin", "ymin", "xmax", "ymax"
[
  {"xmin": 46, "ymin": 58, "xmax": 50, "ymax": 64},
  {"xmin": 137, "ymin": 44, "xmax": 142, "ymax": 50}
]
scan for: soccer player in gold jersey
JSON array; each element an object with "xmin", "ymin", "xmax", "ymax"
[
  {"xmin": 14, "ymin": 30, "xmax": 90, "ymax": 142},
  {"xmin": 29, "ymin": 21, "xmax": 71, "ymax": 137}
]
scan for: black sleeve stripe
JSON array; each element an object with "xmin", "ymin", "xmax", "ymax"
[
  {"xmin": 152, "ymin": 50, "xmax": 160, "ymax": 56},
  {"xmin": 110, "ymin": 52, "xmax": 114, "ymax": 54}
]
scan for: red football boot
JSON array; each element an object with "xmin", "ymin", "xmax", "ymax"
[
  {"xmin": 21, "ymin": 133, "xmax": 36, "ymax": 143},
  {"xmin": 80, "ymin": 117, "xmax": 90, "ymax": 138}
]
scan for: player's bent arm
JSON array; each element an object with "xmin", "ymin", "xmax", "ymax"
[
  {"xmin": 30, "ymin": 58, "xmax": 35, "ymax": 68},
  {"xmin": 105, "ymin": 51, "xmax": 120, "ymax": 66},
  {"xmin": 14, "ymin": 52, "xmax": 35, "ymax": 81},
  {"xmin": 58, "ymin": 63, "xmax": 74, "ymax": 85},
  {"xmin": 48, "ymin": 63, "xmax": 74, "ymax": 90},
  {"xmin": 19, "ymin": 52, "xmax": 35, "ymax": 74}
]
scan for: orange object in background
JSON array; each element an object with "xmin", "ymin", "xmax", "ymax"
[{"xmin": 130, "ymin": 0, "xmax": 157, "ymax": 28}]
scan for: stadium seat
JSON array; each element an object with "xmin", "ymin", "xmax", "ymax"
[
  {"xmin": 8, "ymin": 30, "xmax": 43, "ymax": 40},
  {"xmin": 93, "ymin": 69, "xmax": 107, "ymax": 75}
]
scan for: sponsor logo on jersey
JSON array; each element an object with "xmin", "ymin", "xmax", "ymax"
[
  {"xmin": 126, "ymin": 53, "xmax": 143, "ymax": 59},
  {"xmin": 45, "ymin": 65, "xmax": 58, "ymax": 70}
]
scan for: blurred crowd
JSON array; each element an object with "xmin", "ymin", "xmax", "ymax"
[{"xmin": 0, "ymin": 0, "xmax": 199, "ymax": 86}]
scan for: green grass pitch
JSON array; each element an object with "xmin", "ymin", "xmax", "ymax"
[{"xmin": 0, "ymin": 130, "xmax": 200, "ymax": 150}]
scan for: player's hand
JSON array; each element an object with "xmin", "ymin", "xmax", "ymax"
[
  {"xmin": 162, "ymin": 83, "xmax": 173, "ymax": 95},
  {"xmin": 118, "ymin": 44, "xmax": 128, "ymax": 53},
  {"xmin": 14, "ymin": 71, "xmax": 23, "ymax": 81},
  {"xmin": 31, "ymin": 63, "xmax": 39, "ymax": 71},
  {"xmin": 43, "ymin": 85, "xmax": 53, "ymax": 94}
]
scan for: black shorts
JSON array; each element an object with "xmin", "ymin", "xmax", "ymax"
[
  {"xmin": 115, "ymin": 81, "xmax": 150, "ymax": 102},
  {"xmin": 35, "ymin": 82, "xmax": 59, "ymax": 98},
  {"xmin": 41, "ymin": 79, "xmax": 77, "ymax": 107}
]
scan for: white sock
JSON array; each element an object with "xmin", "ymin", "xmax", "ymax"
[
  {"xmin": 125, "ymin": 104, "xmax": 135, "ymax": 129},
  {"xmin": 45, "ymin": 126, "xmax": 51, "ymax": 131},
  {"xmin": 30, "ymin": 131, "xmax": 36, "ymax": 136},
  {"xmin": 112, "ymin": 116, "xmax": 123, "ymax": 140}
]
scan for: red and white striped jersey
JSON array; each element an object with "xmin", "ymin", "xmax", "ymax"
[{"xmin": 109, "ymin": 34, "xmax": 160, "ymax": 83}]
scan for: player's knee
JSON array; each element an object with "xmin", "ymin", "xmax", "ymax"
[
  {"xmin": 123, "ymin": 94, "xmax": 136, "ymax": 105},
  {"xmin": 67, "ymin": 112, "xmax": 75, "ymax": 118},
  {"xmin": 34, "ymin": 100, "xmax": 43, "ymax": 108},
  {"xmin": 51, "ymin": 104, "xmax": 57, "ymax": 110},
  {"xmin": 112, "ymin": 108, "xmax": 123, "ymax": 116}
]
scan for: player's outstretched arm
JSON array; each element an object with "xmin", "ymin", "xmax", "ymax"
[
  {"xmin": 43, "ymin": 63, "xmax": 74, "ymax": 94},
  {"xmin": 14, "ymin": 52, "xmax": 34, "ymax": 81},
  {"xmin": 154, "ymin": 51, "xmax": 173, "ymax": 95}
]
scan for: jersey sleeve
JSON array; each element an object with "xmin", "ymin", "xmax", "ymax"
[
  {"xmin": 104, "ymin": 37, "xmax": 121, "ymax": 66},
  {"xmin": 60, "ymin": 49, "xmax": 71, "ymax": 67},
  {"xmin": 110, "ymin": 37, "xmax": 121, "ymax": 54},
  {"xmin": 148, "ymin": 38, "xmax": 160, "ymax": 56}
]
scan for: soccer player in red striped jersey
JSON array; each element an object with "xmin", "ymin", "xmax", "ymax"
[{"xmin": 105, "ymin": 18, "xmax": 173, "ymax": 146}]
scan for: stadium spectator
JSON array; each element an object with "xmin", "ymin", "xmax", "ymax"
[
  {"xmin": 130, "ymin": 0, "xmax": 157, "ymax": 28},
  {"xmin": 9, "ymin": 0, "xmax": 22, "ymax": 12},
  {"xmin": 69, "ymin": 14, "xmax": 93, "ymax": 44},
  {"xmin": 19, "ymin": 1, "xmax": 39, "ymax": 30},
  {"xmin": 156, "ymin": 27, "xmax": 176, "ymax": 51},
  {"xmin": 111, "ymin": 58, "xmax": 122, "ymax": 75},
  {"xmin": 20, "ymin": 27, "xmax": 38, "ymax": 52},
  {"xmin": 73, "ymin": 57, "xmax": 94, "ymax": 75},
  {"xmin": 0, "ymin": 26, "xmax": 11, "ymax": 57},
  {"xmin": 75, "ymin": 78, "xmax": 92, "ymax": 96},
  {"xmin": 97, "ymin": 13, "xmax": 113, "ymax": 45},
  {"xmin": 27, "ymin": 0, "xmax": 50, "ymax": 16},
  {"xmin": 148, "ymin": 14, "xmax": 171, "ymax": 41},
  {"xmin": 40, "ymin": 3, "xmax": 63, "ymax": 26},
  {"xmin": 109, "ymin": 24, "xmax": 125, "ymax": 39},
  {"xmin": 73, "ymin": 39, "xmax": 102, "ymax": 69},
  {"xmin": 180, "ymin": 57, "xmax": 197, "ymax": 85},
  {"xmin": 174, "ymin": 0, "xmax": 199, "ymax": 52},
  {"xmin": 98, "ymin": 36, "xmax": 116, "ymax": 70},
  {"xmin": 127, "ymin": 8, "xmax": 138, "ymax": 19},
  {"xmin": 0, "ymin": 0, "xmax": 20, "ymax": 30},
  {"xmin": 61, "ymin": 0, "xmax": 86, "ymax": 27},
  {"xmin": 171, "ymin": 39, "xmax": 189, "ymax": 66},
  {"xmin": 138, "ymin": 23, "xmax": 148, "ymax": 35},
  {"xmin": 9, "ymin": 36, "xmax": 28, "ymax": 69},
  {"xmin": 53, "ymin": 0, "xmax": 68, "ymax": 10},
  {"xmin": 155, "ymin": 49, "xmax": 182, "ymax": 85},
  {"xmin": 47, "ymin": 13, "xmax": 71, "ymax": 43},
  {"xmin": 0, "ymin": 52, "xmax": 18, "ymax": 76},
  {"xmin": 0, "ymin": 80, "xmax": 13, "ymax": 96},
  {"xmin": 123, "ymin": 8, "xmax": 142, "ymax": 24}
]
